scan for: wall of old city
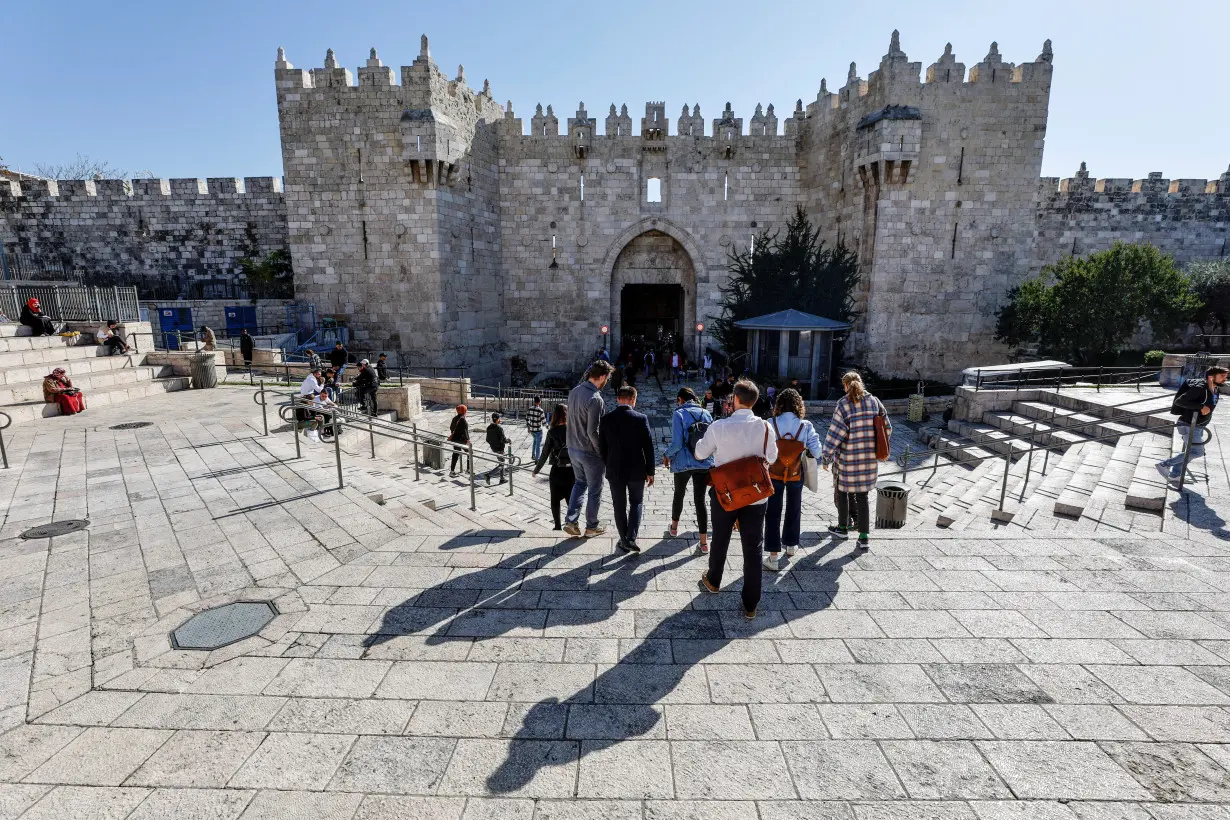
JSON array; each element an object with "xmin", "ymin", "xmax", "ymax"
[{"xmin": 0, "ymin": 176, "xmax": 287, "ymax": 297}]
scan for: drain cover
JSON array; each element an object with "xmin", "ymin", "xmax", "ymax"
[
  {"xmin": 110, "ymin": 421, "xmax": 154, "ymax": 430},
  {"xmin": 20, "ymin": 520, "xmax": 90, "ymax": 539},
  {"xmin": 171, "ymin": 601, "xmax": 278, "ymax": 650}
]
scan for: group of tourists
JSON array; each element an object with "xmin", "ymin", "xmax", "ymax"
[{"xmin": 515, "ymin": 359, "xmax": 890, "ymax": 619}]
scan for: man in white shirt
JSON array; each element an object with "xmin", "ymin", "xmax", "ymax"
[
  {"xmin": 694, "ymin": 379, "xmax": 778, "ymax": 619},
  {"xmin": 299, "ymin": 368, "xmax": 324, "ymax": 398}
]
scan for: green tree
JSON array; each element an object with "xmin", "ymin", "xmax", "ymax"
[
  {"xmin": 712, "ymin": 206, "xmax": 859, "ymax": 355},
  {"xmin": 1187, "ymin": 259, "xmax": 1230, "ymax": 348},
  {"xmin": 994, "ymin": 242, "xmax": 1200, "ymax": 364},
  {"xmin": 239, "ymin": 249, "xmax": 294, "ymax": 299}
]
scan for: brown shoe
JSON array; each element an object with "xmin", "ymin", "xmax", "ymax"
[
  {"xmin": 742, "ymin": 605, "xmax": 757, "ymax": 620},
  {"xmin": 698, "ymin": 572, "xmax": 719, "ymax": 594}
]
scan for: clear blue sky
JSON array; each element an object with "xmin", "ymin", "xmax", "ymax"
[{"xmin": 4, "ymin": 0, "xmax": 1227, "ymax": 182}]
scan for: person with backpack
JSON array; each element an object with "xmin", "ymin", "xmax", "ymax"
[
  {"xmin": 532, "ymin": 404, "xmax": 574, "ymax": 530},
  {"xmin": 695, "ymin": 379, "xmax": 778, "ymax": 620},
  {"xmin": 1159, "ymin": 365, "xmax": 1228, "ymax": 481},
  {"xmin": 763, "ymin": 388, "xmax": 822, "ymax": 571},
  {"xmin": 484, "ymin": 412, "xmax": 509, "ymax": 485},
  {"xmin": 821, "ymin": 372, "xmax": 891, "ymax": 549},
  {"xmin": 665, "ymin": 387, "xmax": 715, "ymax": 553}
]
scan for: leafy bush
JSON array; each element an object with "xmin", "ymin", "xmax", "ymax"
[{"xmin": 1143, "ymin": 350, "xmax": 1166, "ymax": 366}]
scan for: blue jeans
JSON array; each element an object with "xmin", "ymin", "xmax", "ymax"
[
  {"xmin": 765, "ymin": 479, "xmax": 803, "ymax": 553},
  {"xmin": 565, "ymin": 448, "xmax": 606, "ymax": 529},
  {"xmin": 1160, "ymin": 423, "xmax": 1208, "ymax": 476},
  {"xmin": 531, "ymin": 430, "xmax": 544, "ymax": 461}
]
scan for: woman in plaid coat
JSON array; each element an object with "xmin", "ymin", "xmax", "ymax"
[{"xmin": 821, "ymin": 372, "xmax": 890, "ymax": 547}]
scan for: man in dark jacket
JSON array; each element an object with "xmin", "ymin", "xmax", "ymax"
[
  {"xmin": 328, "ymin": 342, "xmax": 349, "ymax": 381},
  {"xmin": 239, "ymin": 329, "xmax": 255, "ymax": 367},
  {"xmin": 1160, "ymin": 365, "xmax": 1228, "ymax": 480},
  {"xmin": 485, "ymin": 412, "xmax": 509, "ymax": 485},
  {"xmin": 376, "ymin": 353, "xmax": 389, "ymax": 383},
  {"xmin": 448, "ymin": 405, "xmax": 470, "ymax": 476},
  {"xmin": 599, "ymin": 385, "xmax": 655, "ymax": 554},
  {"xmin": 353, "ymin": 359, "xmax": 379, "ymax": 416}
]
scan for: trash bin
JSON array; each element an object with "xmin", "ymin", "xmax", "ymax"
[
  {"xmin": 907, "ymin": 393, "xmax": 926, "ymax": 423},
  {"xmin": 189, "ymin": 352, "xmax": 218, "ymax": 389},
  {"xmin": 875, "ymin": 480, "xmax": 909, "ymax": 529},
  {"xmin": 422, "ymin": 433, "xmax": 447, "ymax": 470}
]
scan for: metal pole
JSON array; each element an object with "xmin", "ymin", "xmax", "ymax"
[
  {"xmin": 293, "ymin": 405, "xmax": 301, "ymax": 459},
  {"xmin": 902, "ymin": 444, "xmax": 911, "ymax": 477},
  {"xmin": 334, "ymin": 410, "xmax": 345, "ymax": 489},
  {"xmin": 1177, "ymin": 421, "xmax": 1198, "ymax": 494},
  {"xmin": 1097, "ymin": 367, "xmax": 1103, "ymax": 393},
  {"xmin": 468, "ymin": 442, "xmax": 477, "ymax": 511},
  {"xmin": 369, "ymin": 415, "xmax": 376, "ymax": 459},
  {"xmin": 507, "ymin": 453, "xmax": 514, "ymax": 497},
  {"xmin": 1021, "ymin": 428, "xmax": 1035, "ymax": 502},
  {"xmin": 412, "ymin": 423, "xmax": 420, "ymax": 480},
  {"xmin": 0, "ymin": 413, "xmax": 10, "ymax": 469},
  {"xmin": 259, "ymin": 380, "xmax": 268, "ymax": 436},
  {"xmin": 998, "ymin": 448, "xmax": 1010, "ymax": 513},
  {"xmin": 1042, "ymin": 406, "xmax": 1056, "ymax": 474}
]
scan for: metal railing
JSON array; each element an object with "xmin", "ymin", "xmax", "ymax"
[
  {"xmin": 891, "ymin": 396, "xmax": 1179, "ymax": 518},
  {"xmin": 0, "ymin": 284, "xmax": 140, "ymax": 323},
  {"xmin": 256, "ymin": 385, "xmax": 530, "ymax": 510},
  {"xmin": 970, "ymin": 364, "xmax": 1182, "ymax": 392},
  {"xmin": 0, "ymin": 410, "xmax": 10, "ymax": 469}
]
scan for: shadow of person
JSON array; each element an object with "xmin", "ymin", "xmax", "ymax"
[
  {"xmin": 485, "ymin": 539, "xmax": 860, "ymax": 794},
  {"xmin": 360, "ymin": 535, "xmax": 700, "ymax": 651},
  {"xmin": 1173, "ymin": 487, "xmax": 1230, "ymax": 539}
]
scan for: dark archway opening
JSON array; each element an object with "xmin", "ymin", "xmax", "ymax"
[{"xmin": 620, "ymin": 283, "xmax": 684, "ymax": 354}]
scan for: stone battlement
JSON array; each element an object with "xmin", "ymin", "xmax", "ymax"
[
  {"xmin": 1041, "ymin": 163, "xmax": 1230, "ymax": 197},
  {"xmin": 0, "ymin": 177, "xmax": 284, "ymax": 201}
]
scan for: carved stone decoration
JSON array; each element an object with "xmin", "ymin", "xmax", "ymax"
[
  {"xmin": 718, "ymin": 234, "xmax": 731, "ymax": 247},
  {"xmin": 576, "ymin": 235, "xmax": 588, "ymax": 247}
]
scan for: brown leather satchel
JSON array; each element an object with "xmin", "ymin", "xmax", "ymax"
[
  {"xmin": 874, "ymin": 410, "xmax": 890, "ymax": 461},
  {"xmin": 709, "ymin": 426, "xmax": 775, "ymax": 512}
]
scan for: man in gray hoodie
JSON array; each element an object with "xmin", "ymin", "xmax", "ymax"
[{"xmin": 563, "ymin": 360, "xmax": 615, "ymax": 537}]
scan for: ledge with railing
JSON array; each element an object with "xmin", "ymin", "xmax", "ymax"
[
  {"xmin": 968, "ymin": 363, "xmax": 1183, "ymax": 392},
  {"xmin": 0, "ymin": 284, "xmax": 140, "ymax": 324}
]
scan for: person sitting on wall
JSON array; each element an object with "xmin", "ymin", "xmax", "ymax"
[
  {"xmin": 20, "ymin": 299, "xmax": 63, "ymax": 337},
  {"xmin": 353, "ymin": 359, "xmax": 379, "ymax": 416},
  {"xmin": 44, "ymin": 368, "xmax": 85, "ymax": 415},
  {"xmin": 95, "ymin": 320, "xmax": 131, "ymax": 355},
  {"xmin": 199, "ymin": 325, "xmax": 217, "ymax": 351}
]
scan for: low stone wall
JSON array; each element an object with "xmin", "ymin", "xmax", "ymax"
[
  {"xmin": 406, "ymin": 377, "xmax": 470, "ymax": 406},
  {"xmin": 1160, "ymin": 353, "xmax": 1230, "ymax": 390},
  {"xmin": 376, "ymin": 384, "xmax": 423, "ymax": 421}
]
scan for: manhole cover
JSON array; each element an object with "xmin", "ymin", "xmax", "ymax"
[
  {"xmin": 20, "ymin": 520, "xmax": 90, "ymax": 539},
  {"xmin": 171, "ymin": 601, "xmax": 278, "ymax": 650},
  {"xmin": 110, "ymin": 421, "xmax": 154, "ymax": 430}
]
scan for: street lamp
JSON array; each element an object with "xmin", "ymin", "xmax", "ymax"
[
  {"xmin": 600, "ymin": 324, "xmax": 609, "ymax": 357},
  {"xmin": 695, "ymin": 322, "xmax": 705, "ymax": 373}
]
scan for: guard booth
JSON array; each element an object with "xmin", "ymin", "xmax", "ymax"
[
  {"xmin": 157, "ymin": 307, "xmax": 194, "ymax": 350},
  {"xmin": 734, "ymin": 309, "xmax": 850, "ymax": 400}
]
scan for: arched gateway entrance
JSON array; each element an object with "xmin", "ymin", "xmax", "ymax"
[{"xmin": 608, "ymin": 227, "xmax": 700, "ymax": 363}]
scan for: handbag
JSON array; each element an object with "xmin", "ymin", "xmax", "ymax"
[
  {"xmin": 874, "ymin": 409, "xmax": 890, "ymax": 461},
  {"xmin": 708, "ymin": 426, "xmax": 775, "ymax": 512},
  {"xmin": 802, "ymin": 452, "xmax": 820, "ymax": 493}
]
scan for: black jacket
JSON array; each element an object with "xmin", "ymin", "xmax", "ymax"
[
  {"xmin": 598, "ymin": 405, "xmax": 655, "ymax": 482},
  {"xmin": 1173, "ymin": 378, "xmax": 1219, "ymax": 426},
  {"xmin": 328, "ymin": 347, "xmax": 348, "ymax": 368},
  {"xmin": 240, "ymin": 335, "xmax": 255, "ymax": 356},
  {"xmin": 353, "ymin": 366, "xmax": 378, "ymax": 390},
  {"xmin": 376, "ymin": 360, "xmax": 389, "ymax": 381},
  {"xmin": 449, "ymin": 414, "xmax": 469, "ymax": 443},
  {"xmin": 486, "ymin": 422, "xmax": 507, "ymax": 453},
  {"xmin": 534, "ymin": 425, "xmax": 571, "ymax": 473}
]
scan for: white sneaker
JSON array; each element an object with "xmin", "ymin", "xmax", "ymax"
[
  {"xmin": 784, "ymin": 544, "xmax": 798, "ymax": 557},
  {"xmin": 306, "ymin": 431, "xmax": 320, "ymax": 442},
  {"xmin": 763, "ymin": 553, "xmax": 780, "ymax": 572}
]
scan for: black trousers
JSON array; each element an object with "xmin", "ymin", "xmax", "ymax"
[
  {"xmin": 835, "ymin": 490, "xmax": 870, "ymax": 533},
  {"xmin": 102, "ymin": 336, "xmax": 126, "ymax": 355},
  {"xmin": 707, "ymin": 490, "xmax": 767, "ymax": 611},
  {"xmin": 608, "ymin": 475, "xmax": 645, "ymax": 544},
  {"xmin": 548, "ymin": 464, "xmax": 575, "ymax": 528},
  {"xmin": 356, "ymin": 386, "xmax": 378, "ymax": 415},
  {"xmin": 671, "ymin": 470, "xmax": 709, "ymax": 534},
  {"xmin": 23, "ymin": 316, "xmax": 56, "ymax": 337},
  {"xmin": 449, "ymin": 444, "xmax": 471, "ymax": 473}
]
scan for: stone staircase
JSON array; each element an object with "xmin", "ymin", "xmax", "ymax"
[
  {"xmin": 0, "ymin": 323, "xmax": 190, "ymax": 424},
  {"xmin": 910, "ymin": 387, "xmax": 1177, "ymax": 527}
]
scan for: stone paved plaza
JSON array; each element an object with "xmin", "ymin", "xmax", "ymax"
[{"xmin": 2, "ymin": 382, "xmax": 1230, "ymax": 818}]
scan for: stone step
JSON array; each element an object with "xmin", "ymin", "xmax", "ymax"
[
  {"xmin": 1012, "ymin": 401, "xmax": 1142, "ymax": 440},
  {"xmin": 948, "ymin": 420, "xmax": 1032, "ymax": 458},
  {"xmin": 982, "ymin": 410, "xmax": 1089, "ymax": 449},
  {"xmin": 0, "ymin": 352, "xmax": 150, "ymax": 388},
  {"xmin": 0, "ymin": 375, "xmax": 191, "ymax": 424},
  {"xmin": 1028, "ymin": 441, "xmax": 1091, "ymax": 503},
  {"xmin": 936, "ymin": 456, "xmax": 1009, "ymax": 527},
  {"xmin": 1125, "ymin": 432, "xmax": 1174, "ymax": 512},
  {"xmin": 0, "ymin": 340, "xmax": 140, "ymax": 374},
  {"xmin": 0, "ymin": 364, "xmax": 172, "ymax": 406},
  {"xmin": 1030, "ymin": 389, "xmax": 1174, "ymax": 432},
  {"xmin": 1053, "ymin": 442, "xmax": 1113, "ymax": 517},
  {"xmin": 923, "ymin": 430, "xmax": 996, "ymax": 465}
]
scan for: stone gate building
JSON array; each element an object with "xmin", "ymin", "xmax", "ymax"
[{"xmin": 2, "ymin": 32, "xmax": 1228, "ymax": 382}]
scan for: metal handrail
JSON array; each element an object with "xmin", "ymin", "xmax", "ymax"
[
  {"xmin": 269, "ymin": 389, "xmax": 525, "ymax": 510},
  {"xmin": 893, "ymin": 393, "xmax": 1175, "ymax": 477},
  {"xmin": 972, "ymin": 364, "xmax": 1182, "ymax": 392},
  {"xmin": 0, "ymin": 410, "xmax": 10, "ymax": 469}
]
